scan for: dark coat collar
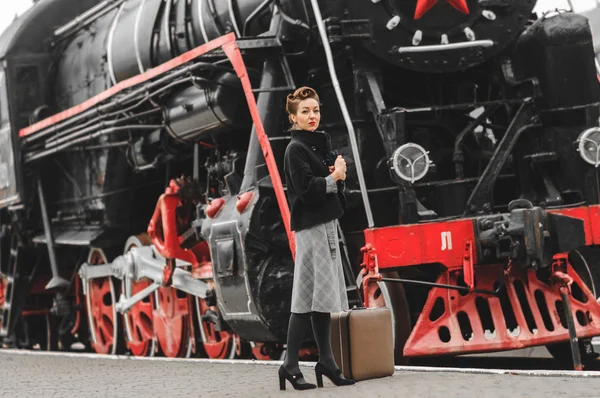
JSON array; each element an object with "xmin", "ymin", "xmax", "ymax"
[{"xmin": 290, "ymin": 129, "xmax": 330, "ymax": 153}]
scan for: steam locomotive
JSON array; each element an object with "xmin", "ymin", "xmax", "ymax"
[{"xmin": 1, "ymin": 0, "xmax": 600, "ymax": 367}]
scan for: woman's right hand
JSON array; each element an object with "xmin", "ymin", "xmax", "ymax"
[{"xmin": 332, "ymin": 155, "xmax": 346, "ymax": 181}]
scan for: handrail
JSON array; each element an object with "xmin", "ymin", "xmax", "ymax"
[
  {"xmin": 398, "ymin": 39, "xmax": 494, "ymax": 54},
  {"xmin": 18, "ymin": 32, "xmax": 297, "ymax": 257},
  {"xmin": 309, "ymin": 0, "xmax": 375, "ymax": 228}
]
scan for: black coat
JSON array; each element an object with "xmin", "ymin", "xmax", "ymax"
[{"xmin": 283, "ymin": 129, "xmax": 346, "ymax": 232}]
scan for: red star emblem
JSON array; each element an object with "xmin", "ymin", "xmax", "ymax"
[{"xmin": 414, "ymin": 0, "xmax": 470, "ymax": 19}]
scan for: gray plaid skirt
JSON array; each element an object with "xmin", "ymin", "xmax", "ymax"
[{"xmin": 290, "ymin": 219, "xmax": 349, "ymax": 314}]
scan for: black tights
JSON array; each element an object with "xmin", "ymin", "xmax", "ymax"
[{"xmin": 283, "ymin": 312, "xmax": 338, "ymax": 374}]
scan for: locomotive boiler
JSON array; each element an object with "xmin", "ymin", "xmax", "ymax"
[{"xmin": 1, "ymin": 0, "xmax": 600, "ymax": 368}]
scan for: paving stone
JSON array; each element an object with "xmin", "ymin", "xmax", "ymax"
[{"xmin": 1, "ymin": 351, "xmax": 600, "ymax": 398}]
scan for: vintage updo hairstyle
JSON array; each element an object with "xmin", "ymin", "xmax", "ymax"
[{"xmin": 285, "ymin": 86, "xmax": 320, "ymax": 126}]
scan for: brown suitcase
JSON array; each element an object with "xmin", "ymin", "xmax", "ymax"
[{"xmin": 330, "ymin": 307, "xmax": 395, "ymax": 381}]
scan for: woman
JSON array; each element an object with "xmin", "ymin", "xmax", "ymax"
[{"xmin": 278, "ymin": 87, "xmax": 356, "ymax": 391}]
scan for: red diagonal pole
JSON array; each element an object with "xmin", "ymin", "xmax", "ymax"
[{"xmin": 222, "ymin": 40, "xmax": 296, "ymax": 259}]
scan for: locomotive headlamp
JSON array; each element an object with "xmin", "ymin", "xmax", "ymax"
[
  {"xmin": 390, "ymin": 143, "xmax": 431, "ymax": 183},
  {"xmin": 577, "ymin": 127, "xmax": 600, "ymax": 167}
]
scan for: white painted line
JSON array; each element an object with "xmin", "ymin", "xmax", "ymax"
[
  {"xmin": 0, "ymin": 348, "xmax": 302, "ymax": 367},
  {"xmin": 2, "ymin": 349, "xmax": 600, "ymax": 378},
  {"xmin": 393, "ymin": 365, "xmax": 600, "ymax": 378}
]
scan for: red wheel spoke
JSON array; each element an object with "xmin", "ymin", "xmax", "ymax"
[
  {"xmin": 99, "ymin": 305, "xmax": 114, "ymax": 320},
  {"xmin": 97, "ymin": 326, "xmax": 107, "ymax": 345},
  {"xmin": 137, "ymin": 315, "xmax": 154, "ymax": 340},
  {"xmin": 176, "ymin": 298, "xmax": 189, "ymax": 315},
  {"xmin": 123, "ymin": 278, "xmax": 157, "ymax": 357},
  {"xmin": 130, "ymin": 310, "xmax": 153, "ymax": 339},
  {"xmin": 95, "ymin": 279, "xmax": 110, "ymax": 295},
  {"xmin": 121, "ymin": 238, "xmax": 158, "ymax": 358},
  {"xmin": 86, "ymin": 249, "xmax": 121, "ymax": 355},
  {"xmin": 154, "ymin": 287, "xmax": 192, "ymax": 358},
  {"xmin": 100, "ymin": 316, "xmax": 114, "ymax": 340},
  {"xmin": 137, "ymin": 301, "xmax": 153, "ymax": 313},
  {"xmin": 129, "ymin": 318, "xmax": 142, "ymax": 341},
  {"xmin": 197, "ymin": 296, "xmax": 236, "ymax": 359}
]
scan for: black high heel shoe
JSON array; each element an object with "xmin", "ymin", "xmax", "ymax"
[
  {"xmin": 314, "ymin": 362, "xmax": 356, "ymax": 387},
  {"xmin": 278, "ymin": 366, "xmax": 317, "ymax": 391}
]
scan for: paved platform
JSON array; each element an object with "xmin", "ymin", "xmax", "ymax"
[{"xmin": 1, "ymin": 350, "xmax": 600, "ymax": 398}]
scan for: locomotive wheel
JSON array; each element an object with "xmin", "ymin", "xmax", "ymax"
[
  {"xmin": 0, "ymin": 274, "xmax": 5, "ymax": 332},
  {"xmin": 122, "ymin": 234, "xmax": 157, "ymax": 357},
  {"xmin": 85, "ymin": 248, "xmax": 123, "ymax": 355},
  {"xmin": 38, "ymin": 314, "xmax": 59, "ymax": 351},
  {"xmin": 546, "ymin": 248, "xmax": 600, "ymax": 362},
  {"xmin": 153, "ymin": 286, "xmax": 194, "ymax": 358},
  {"xmin": 363, "ymin": 271, "xmax": 413, "ymax": 365},
  {"xmin": 234, "ymin": 335, "xmax": 252, "ymax": 358},
  {"xmin": 251, "ymin": 342, "xmax": 284, "ymax": 361},
  {"xmin": 13, "ymin": 314, "xmax": 58, "ymax": 351},
  {"xmin": 195, "ymin": 296, "xmax": 238, "ymax": 359}
]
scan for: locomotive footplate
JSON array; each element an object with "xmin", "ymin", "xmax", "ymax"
[{"xmin": 361, "ymin": 203, "xmax": 600, "ymax": 361}]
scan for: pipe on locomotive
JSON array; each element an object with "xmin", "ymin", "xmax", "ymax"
[
  {"xmin": 54, "ymin": 0, "xmax": 125, "ymax": 38},
  {"xmin": 309, "ymin": 0, "xmax": 375, "ymax": 228}
]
